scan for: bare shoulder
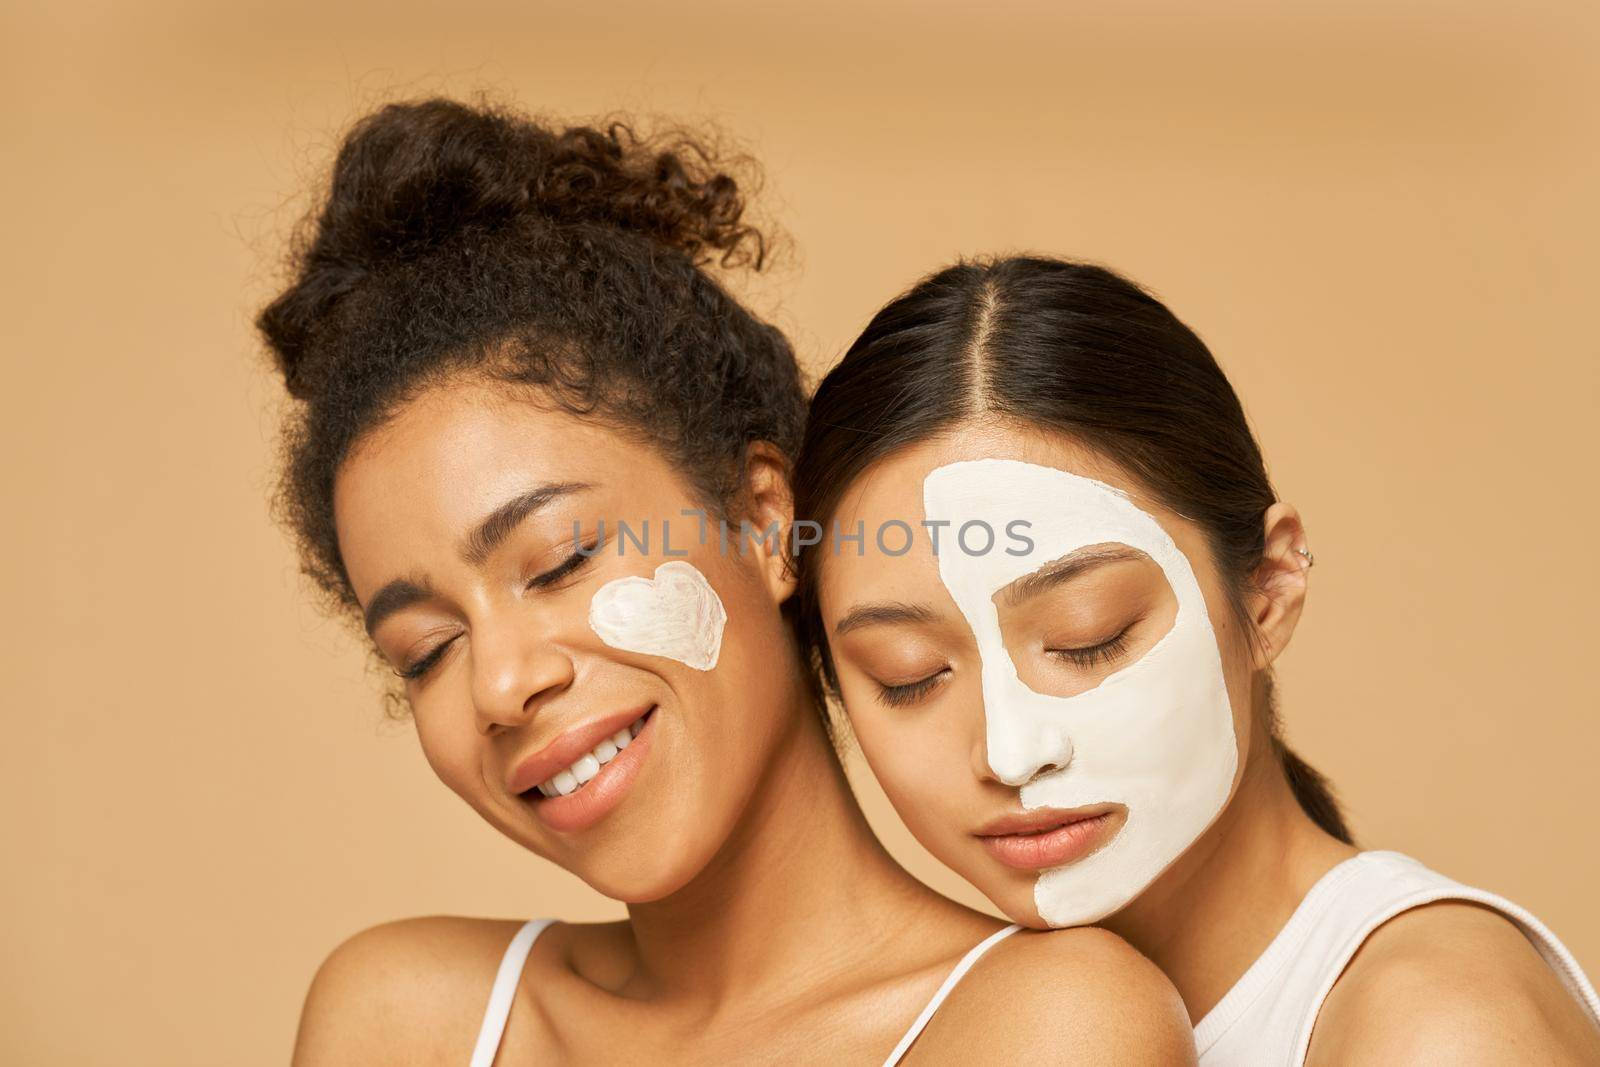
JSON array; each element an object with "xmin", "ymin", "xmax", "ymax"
[
  {"xmin": 1308, "ymin": 901, "xmax": 1600, "ymax": 1065},
  {"xmin": 290, "ymin": 915, "xmax": 536, "ymax": 1067},
  {"xmin": 920, "ymin": 926, "xmax": 1196, "ymax": 1066}
]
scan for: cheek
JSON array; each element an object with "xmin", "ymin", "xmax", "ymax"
[
  {"xmin": 847, "ymin": 701, "xmax": 964, "ymax": 832},
  {"xmin": 701, "ymin": 573, "xmax": 792, "ymax": 723},
  {"xmin": 412, "ymin": 705, "xmax": 484, "ymax": 800},
  {"xmin": 837, "ymin": 692, "xmax": 908, "ymax": 789},
  {"xmin": 1208, "ymin": 611, "xmax": 1258, "ymax": 770}
]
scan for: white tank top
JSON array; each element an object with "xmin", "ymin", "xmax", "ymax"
[
  {"xmin": 1194, "ymin": 849, "xmax": 1600, "ymax": 1064},
  {"xmin": 468, "ymin": 919, "xmax": 1022, "ymax": 1067}
]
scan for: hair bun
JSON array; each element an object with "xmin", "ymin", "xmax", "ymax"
[{"xmin": 259, "ymin": 97, "xmax": 766, "ymax": 399}]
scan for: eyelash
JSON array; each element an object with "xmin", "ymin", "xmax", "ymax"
[
  {"xmin": 399, "ymin": 639, "xmax": 455, "ymax": 681},
  {"xmin": 877, "ymin": 668, "xmax": 951, "ymax": 708},
  {"xmin": 1046, "ymin": 627, "xmax": 1132, "ymax": 669},
  {"xmin": 525, "ymin": 536, "xmax": 601, "ymax": 591},
  {"xmin": 397, "ymin": 538, "xmax": 602, "ymax": 681},
  {"xmin": 871, "ymin": 623, "xmax": 1138, "ymax": 708}
]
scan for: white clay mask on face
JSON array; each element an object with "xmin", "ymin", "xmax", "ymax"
[
  {"xmin": 588, "ymin": 561, "xmax": 726, "ymax": 671},
  {"xmin": 925, "ymin": 459, "xmax": 1238, "ymax": 926}
]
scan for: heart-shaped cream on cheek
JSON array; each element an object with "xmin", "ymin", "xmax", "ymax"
[{"xmin": 587, "ymin": 561, "xmax": 728, "ymax": 671}]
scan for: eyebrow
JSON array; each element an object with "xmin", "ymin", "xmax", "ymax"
[
  {"xmin": 831, "ymin": 601, "xmax": 939, "ymax": 638},
  {"xmin": 363, "ymin": 576, "xmax": 436, "ymax": 638},
  {"xmin": 361, "ymin": 480, "xmax": 592, "ymax": 637},
  {"xmin": 458, "ymin": 481, "xmax": 592, "ymax": 568},
  {"xmin": 998, "ymin": 545, "xmax": 1147, "ymax": 607}
]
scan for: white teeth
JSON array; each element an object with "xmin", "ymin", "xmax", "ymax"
[
  {"xmin": 534, "ymin": 711, "xmax": 651, "ymax": 797},
  {"xmin": 571, "ymin": 754, "xmax": 600, "ymax": 784}
]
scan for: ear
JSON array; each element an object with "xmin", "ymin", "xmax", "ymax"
[
  {"xmin": 740, "ymin": 442, "xmax": 798, "ymax": 604},
  {"xmin": 1248, "ymin": 502, "xmax": 1312, "ymax": 669}
]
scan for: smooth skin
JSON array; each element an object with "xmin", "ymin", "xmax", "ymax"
[
  {"xmin": 819, "ymin": 420, "xmax": 1600, "ymax": 1064},
  {"xmin": 293, "ymin": 381, "xmax": 1195, "ymax": 1065}
]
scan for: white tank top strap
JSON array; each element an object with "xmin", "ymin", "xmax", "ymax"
[
  {"xmin": 880, "ymin": 923, "xmax": 1024, "ymax": 1067},
  {"xmin": 468, "ymin": 918, "xmax": 557, "ymax": 1067},
  {"xmin": 1194, "ymin": 850, "xmax": 1600, "ymax": 1065}
]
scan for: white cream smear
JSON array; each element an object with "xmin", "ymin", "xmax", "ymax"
[
  {"xmin": 588, "ymin": 560, "xmax": 726, "ymax": 671},
  {"xmin": 925, "ymin": 459, "xmax": 1238, "ymax": 926}
]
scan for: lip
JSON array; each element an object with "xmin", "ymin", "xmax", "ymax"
[
  {"xmin": 975, "ymin": 804, "xmax": 1125, "ymax": 871},
  {"xmin": 527, "ymin": 708, "xmax": 657, "ymax": 834},
  {"xmin": 506, "ymin": 704, "xmax": 654, "ymax": 796}
]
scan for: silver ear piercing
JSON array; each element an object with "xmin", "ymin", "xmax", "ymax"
[{"xmin": 1295, "ymin": 547, "xmax": 1315, "ymax": 569}]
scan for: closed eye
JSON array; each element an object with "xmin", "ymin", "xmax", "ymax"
[
  {"xmin": 527, "ymin": 535, "xmax": 603, "ymax": 590},
  {"xmin": 877, "ymin": 668, "xmax": 951, "ymax": 708},
  {"xmin": 399, "ymin": 635, "xmax": 458, "ymax": 681},
  {"xmin": 398, "ymin": 536, "xmax": 604, "ymax": 682},
  {"xmin": 1045, "ymin": 627, "xmax": 1132, "ymax": 669}
]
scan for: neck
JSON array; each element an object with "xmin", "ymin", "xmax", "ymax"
[
  {"xmin": 623, "ymin": 689, "xmax": 951, "ymax": 1009},
  {"xmin": 1102, "ymin": 728, "xmax": 1358, "ymax": 1022}
]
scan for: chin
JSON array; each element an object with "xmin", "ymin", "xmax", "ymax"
[
  {"xmin": 991, "ymin": 890, "xmax": 1050, "ymax": 929},
  {"xmin": 962, "ymin": 865, "xmax": 1050, "ymax": 929},
  {"xmin": 583, "ymin": 868, "xmax": 697, "ymax": 905},
  {"xmin": 1008, "ymin": 909, "xmax": 1054, "ymax": 930},
  {"xmin": 575, "ymin": 847, "xmax": 708, "ymax": 905}
]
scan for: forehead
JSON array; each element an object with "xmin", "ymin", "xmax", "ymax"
[
  {"xmin": 818, "ymin": 423, "xmax": 1180, "ymax": 605},
  {"xmin": 333, "ymin": 380, "xmax": 685, "ymax": 598},
  {"xmin": 830, "ymin": 423, "xmax": 1167, "ymax": 533}
]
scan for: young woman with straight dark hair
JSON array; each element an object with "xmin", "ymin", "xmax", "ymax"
[
  {"xmin": 794, "ymin": 255, "xmax": 1600, "ymax": 1064},
  {"xmin": 260, "ymin": 104, "xmax": 1194, "ymax": 1065}
]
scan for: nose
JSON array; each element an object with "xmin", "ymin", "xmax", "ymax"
[
  {"xmin": 981, "ymin": 690, "xmax": 1074, "ymax": 787},
  {"xmin": 470, "ymin": 615, "xmax": 576, "ymax": 735}
]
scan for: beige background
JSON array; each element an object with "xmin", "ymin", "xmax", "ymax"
[{"xmin": 4, "ymin": 2, "xmax": 1597, "ymax": 1063}]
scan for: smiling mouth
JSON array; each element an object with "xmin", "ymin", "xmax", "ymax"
[
  {"xmin": 507, "ymin": 704, "xmax": 658, "ymax": 835},
  {"xmin": 525, "ymin": 708, "xmax": 651, "ymax": 799}
]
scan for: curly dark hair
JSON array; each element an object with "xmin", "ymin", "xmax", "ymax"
[{"xmin": 257, "ymin": 97, "xmax": 806, "ymax": 626}]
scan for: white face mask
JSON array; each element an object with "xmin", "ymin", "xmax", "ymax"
[{"xmin": 924, "ymin": 459, "xmax": 1238, "ymax": 926}]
